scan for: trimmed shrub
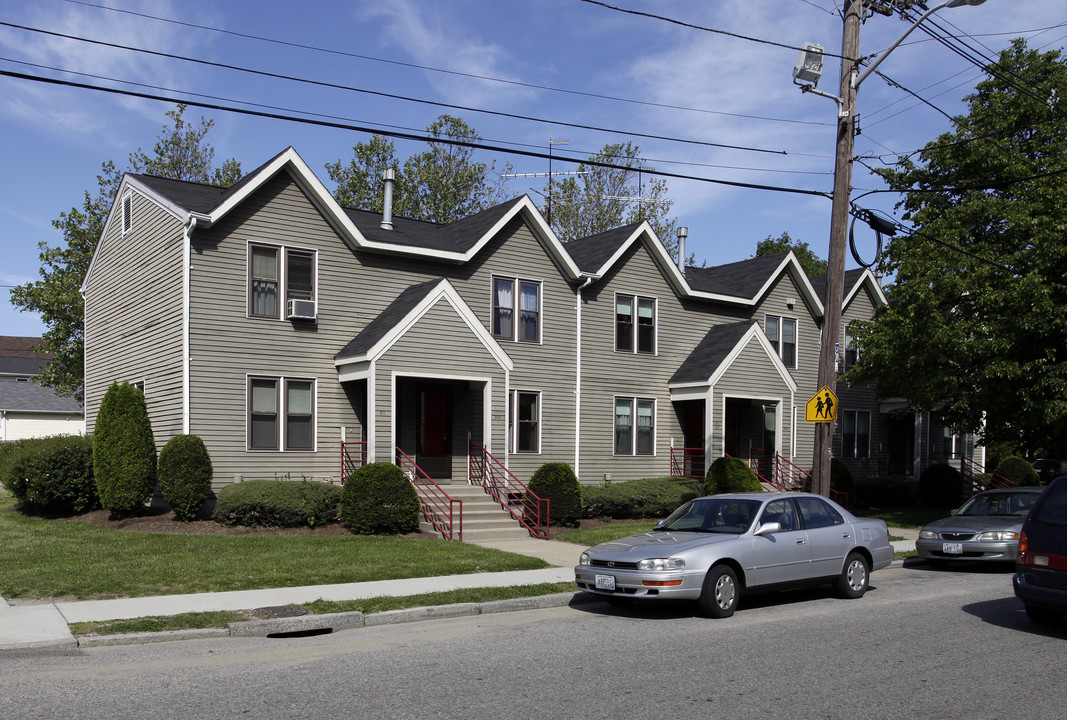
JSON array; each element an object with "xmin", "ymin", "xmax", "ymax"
[
  {"xmin": 994, "ymin": 455, "xmax": 1039, "ymax": 486},
  {"xmin": 158, "ymin": 434, "xmax": 214, "ymax": 521},
  {"xmin": 527, "ymin": 462, "xmax": 582, "ymax": 527},
  {"xmin": 340, "ymin": 463, "xmax": 420, "ymax": 534},
  {"xmin": 582, "ymin": 477, "xmax": 701, "ymax": 519},
  {"xmin": 0, "ymin": 435, "xmax": 98, "ymax": 514},
  {"xmin": 93, "ymin": 382, "xmax": 157, "ymax": 517},
  {"xmin": 918, "ymin": 463, "xmax": 964, "ymax": 509},
  {"xmin": 831, "ymin": 457, "xmax": 855, "ymax": 498},
  {"xmin": 705, "ymin": 456, "xmax": 762, "ymax": 495},
  {"xmin": 215, "ymin": 479, "xmax": 342, "ymax": 528}
]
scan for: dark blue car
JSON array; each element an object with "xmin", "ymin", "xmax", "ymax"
[{"xmin": 1014, "ymin": 476, "xmax": 1067, "ymax": 625}]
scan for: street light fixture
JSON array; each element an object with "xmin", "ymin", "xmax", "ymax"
[{"xmin": 798, "ymin": 0, "xmax": 990, "ymax": 497}]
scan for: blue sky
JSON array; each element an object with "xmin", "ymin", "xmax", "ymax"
[{"xmin": 1, "ymin": 0, "xmax": 1061, "ymax": 338}]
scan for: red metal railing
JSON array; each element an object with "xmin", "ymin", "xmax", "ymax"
[
  {"xmin": 469, "ymin": 443, "xmax": 550, "ymax": 539},
  {"xmin": 670, "ymin": 446, "xmax": 705, "ymax": 479},
  {"xmin": 396, "ymin": 448, "xmax": 462, "ymax": 541},
  {"xmin": 340, "ymin": 441, "xmax": 367, "ymax": 480},
  {"xmin": 772, "ymin": 453, "xmax": 850, "ymax": 508}
]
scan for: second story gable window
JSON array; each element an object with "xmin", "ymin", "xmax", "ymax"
[
  {"xmin": 492, "ymin": 277, "xmax": 540, "ymax": 342},
  {"xmin": 616, "ymin": 294, "xmax": 656, "ymax": 354},
  {"xmin": 249, "ymin": 243, "xmax": 317, "ymax": 320},
  {"xmin": 122, "ymin": 192, "xmax": 133, "ymax": 234},
  {"xmin": 765, "ymin": 314, "xmax": 798, "ymax": 368},
  {"xmin": 844, "ymin": 324, "xmax": 863, "ymax": 370}
]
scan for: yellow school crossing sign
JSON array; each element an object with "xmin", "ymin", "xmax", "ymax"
[{"xmin": 806, "ymin": 386, "xmax": 837, "ymax": 423}]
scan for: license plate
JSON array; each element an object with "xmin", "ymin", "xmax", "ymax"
[
  {"xmin": 595, "ymin": 574, "xmax": 616, "ymax": 591},
  {"xmin": 943, "ymin": 543, "xmax": 963, "ymax": 555}
]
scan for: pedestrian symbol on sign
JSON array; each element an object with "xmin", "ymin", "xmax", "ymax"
[{"xmin": 805, "ymin": 386, "xmax": 838, "ymax": 423}]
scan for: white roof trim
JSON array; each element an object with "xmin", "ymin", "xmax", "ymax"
[
  {"xmin": 844, "ymin": 268, "xmax": 888, "ymax": 309},
  {"xmin": 335, "ymin": 279, "xmax": 514, "ymax": 373},
  {"xmin": 668, "ymin": 321, "xmax": 798, "ymax": 395}
]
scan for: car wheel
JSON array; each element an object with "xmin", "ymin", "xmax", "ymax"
[
  {"xmin": 699, "ymin": 565, "xmax": 739, "ymax": 618},
  {"xmin": 835, "ymin": 552, "xmax": 869, "ymax": 599},
  {"xmin": 1025, "ymin": 605, "xmax": 1064, "ymax": 625}
]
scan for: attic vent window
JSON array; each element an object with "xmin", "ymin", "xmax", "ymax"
[{"xmin": 122, "ymin": 193, "xmax": 133, "ymax": 234}]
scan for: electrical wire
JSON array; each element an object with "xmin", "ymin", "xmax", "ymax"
[
  {"xmin": 59, "ymin": 0, "xmax": 833, "ymax": 128},
  {"xmin": 0, "ymin": 68, "xmax": 835, "ymax": 199}
]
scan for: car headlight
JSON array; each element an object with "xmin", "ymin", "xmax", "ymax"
[
  {"xmin": 579, "ymin": 552, "xmax": 591, "ymax": 566},
  {"xmin": 975, "ymin": 531, "xmax": 1019, "ymax": 542},
  {"xmin": 919, "ymin": 529, "xmax": 940, "ymax": 540},
  {"xmin": 636, "ymin": 557, "xmax": 686, "ymax": 571}
]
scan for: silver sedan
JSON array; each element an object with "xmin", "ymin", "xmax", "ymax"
[
  {"xmin": 574, "ymin": 492, "xmax": 894, "ymax": 617},
  {"xmin": 916, "ymin": 487, "xmax": 1043, "ymax": 566}
]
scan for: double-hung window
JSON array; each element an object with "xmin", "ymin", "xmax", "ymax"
[
  {"xmin": 616, "ymin": 294, "xmax": 656, "ymax": 353},
  {"xmin": 841, "ymin": 410, "xmax": 870, "ymax": 458},
  {"xmin": 248, "ymin": 244, "xmax": 317, "ymax": 319},
  {"xmin": 615, "ymin": 397, "xmax": 655, "ymax": 455},
  {"xmin": 511, "ymin": 391, "xmax": 541, "ymax": 453},
  {"xmin": 492, "ymin": 277, "xmax": 540, "ymax": 342},
  {"xmin": 248, "ymin": 376, "xmax": 316, "ymax": 451},
  {"xmin": 765, "ymin": 315, "xmax": 798, "ymax": 368},
  {"xmin": 844, "ymin": 324, "xmax": 863, "ymax": 370}
]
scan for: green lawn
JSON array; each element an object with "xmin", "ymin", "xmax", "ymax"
[
  {"xmin": 0, "ymin": 492, "xmax": 547, "ymax": 601},
  {"xmin": 555, "ymin": 521, "xmax": 659, "ymax": 546}
]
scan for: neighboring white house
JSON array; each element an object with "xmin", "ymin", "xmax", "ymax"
[{"xmin": 0, "ymin": 336, "xmax": 85, "ymax": 442}]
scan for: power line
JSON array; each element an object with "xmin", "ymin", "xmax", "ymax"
[
  {"xmin": 0, "ymin": 20, "xmax": 804, "ymax": 158},
  {"xmin": 0, "ymin": 68, "xmax": 835, "ymax": 199},
  {"xmin": 60, "ymin": 0, "xmax": 833, "ymax": 129}
]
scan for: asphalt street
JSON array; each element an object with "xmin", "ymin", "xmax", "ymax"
[{"xmin": 1, "ymin": 562, "xmax": 1061, "ymax": 720}]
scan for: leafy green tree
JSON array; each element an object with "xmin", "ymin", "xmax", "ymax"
[
  {"xmin": 327, "ymin": 115, "xmax": 512, "ymax": 224},
  {"xmin": 9, "ymin": 105, "xmax": 241, "ymax": 399},
  {"xmin": 94, "ymin": 382, "xmax": 157, "ymax": 518},
  {"xmin": 546, "ymin": 142, "xmax": 680, "ymax": 254},
  {"xmin": 848, "ymin": 40, "xmax": 1067, "ymax": 454},
  {"xmin": 753, "ymin": 232, "xmax": 827, "ymax": 277}
]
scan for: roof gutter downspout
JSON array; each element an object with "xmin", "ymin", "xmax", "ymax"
[
  {"xmin": 181, "ymin": 215, "xmax": 200, "ymax": 435},
  {"xmin": 575, "ymin": 274, "xmax": 597, "ymax": 478}
]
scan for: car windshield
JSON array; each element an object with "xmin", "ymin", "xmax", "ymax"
[
  {"xmin": 957, "ymin": 492, "xmax": 1037, "ymax": 517},
  {"xmin": 656, "ymin": 498, "xmax": 762, "ymax": 534}
]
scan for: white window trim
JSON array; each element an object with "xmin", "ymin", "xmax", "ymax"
[
  {"xmin": 246, "ymin": 374, "xmax": 318, "ymax": 452},
  {"xmin": 511, "ymin": 389, "xmax": 542, "ymax": 454},
  {"xmin": 764, "ymin": 313, "xmax": 799, "ymax": 369},
  {"xmin": 491, "ymin": 276, "xmax": 543, "ymax": 344},
  {"xmin": 612, "ymin": 395, "xmax": 657, "ymax": 456},
  {"xmin": 842, "ymin": 409, "xmax": 871, "ymax": 459},
  {"xmin": 614, "ymin": 293, "xmax": 658, "ymax": 355},
  {"xmin": 246, "ymin": 242, "xmax": 319, "ymax": 321}
]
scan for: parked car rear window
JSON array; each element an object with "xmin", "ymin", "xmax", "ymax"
[{"xmin": 1031, "ymin": 482, "xmax": 1067, "ymax": 528}]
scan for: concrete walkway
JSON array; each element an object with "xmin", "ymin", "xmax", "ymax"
[{"xmin": 0, "ymin": 531, "xmax": 916, "ymax": 650}]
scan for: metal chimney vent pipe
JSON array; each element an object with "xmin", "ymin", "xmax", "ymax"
[
  {"xmin": 381, "ymin": 168, "xmax": 395, "ymax": 230},
  {"xmin": 676, "ymin": 226, "xmax": 688, "ymax": 276}
]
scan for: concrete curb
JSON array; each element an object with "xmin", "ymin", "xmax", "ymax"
[{"xmin": 70, "ymin": 592, "xmax": 593, "ymax": 648}]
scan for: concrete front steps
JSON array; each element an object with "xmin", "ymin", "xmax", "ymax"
[{"xmin": 418, "ymin": 482, "xmax": 535, "ymax": 542}]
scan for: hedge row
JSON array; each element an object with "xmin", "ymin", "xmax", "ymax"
[{"xmin": 214, "ymin": 479, "xmax": 342, "ymax": 528}]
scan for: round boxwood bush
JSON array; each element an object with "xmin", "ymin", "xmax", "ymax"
[
  {"xmin": 526, "ymin": 462, "xmax": 582, "ymax": 527},
  {"xmin": 994, "ymin": 455, "xmax": 1039, "ymax": 486},
  {"xmin": 340, "ymin": 463, "xmax": 420, "ymax": 534},
  {"xmin": 214, "ymin": 479, "xmax": 341, "ymax": 527},
  {"xmin": 918, "ymin": 462, "xmax": 964, "ymax": 509},
  {"xmin": 705, "ymin": 456, "xmax": 762, "ymax": 495},
  {"xmin": 93, "ymin": 382, "xmax": 157, "ymax": 518},
  {"xmin": 1, "ymin": 434, "xmax": 98, "ymax": 514},
  {"xmin": 158, "ymin": 434, "xmax": 213, "ymax": 521}
]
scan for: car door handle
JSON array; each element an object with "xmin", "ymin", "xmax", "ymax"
[
  {"xmin": 796, "ymin": 538, "xmax": 806, "ymax": 544},
  {"xmin": 842, "ymin": 533, "xmax": 852, "ymax": 539}
]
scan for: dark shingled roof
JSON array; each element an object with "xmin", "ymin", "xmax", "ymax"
[
  {"xmin": 0, "ymin": 336, "xmax": 50, "ymax": 377},
  {"xmin": 670, "ymin": 321, "xmax": 756, "ymax": 384},
  {"xmin": 132, "ymin": 174, "xmax": 232, "ymax": 214},
  {"xmin": 563, "ymin": 224, "xmax": 642, "ymax": 273},
  {"xmin": 335, "ymin": 279, "xmax": 444, "ymax": 360},
  {"xmin": 344, "ymin": 198, "xmax": 523, "ymax": 254},
  {"xmin": 683, "ymin": 252, "xmax": 790, "ymax": 299},
  {"xmin": 810, "ymin": 268, "xmax": 866, "ymax": 307},
  {"xmin": 0, "ymin": 381, "xmax": 83, "ymax": 414}
]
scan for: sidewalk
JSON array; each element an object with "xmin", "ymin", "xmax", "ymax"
[{"xmin": 0, "ymin": 531, "xmax": 916, "ymax": 651}]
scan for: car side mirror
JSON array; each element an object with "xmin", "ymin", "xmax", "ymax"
[{"xmin": 754, "ymin": 521, "xmax": 781, "ymax": 536}]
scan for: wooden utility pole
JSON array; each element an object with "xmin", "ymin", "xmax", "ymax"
[{"xmin": 813, "ymin": 0, "xmax": 863, "ymax": 497}]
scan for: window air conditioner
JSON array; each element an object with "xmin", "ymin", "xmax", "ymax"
[{"xmin": 287, "ymin": 299, "xmax": 317, "ymax": 321}]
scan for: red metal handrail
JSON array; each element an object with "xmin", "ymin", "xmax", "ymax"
[
  {"xmin": 469, "ymin": 443, "xmax": 550, "ymax": 539},
  {"xmin": 396, "ymin": 448, "xmax": 462, "ymax": 541},
  {"xmin": 340, "ymin": 441, "xmax": 367, "ymax": 480},
  {"xmin": 669, "ymin": 446, "xmax": 705, "ymax": 479}
]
